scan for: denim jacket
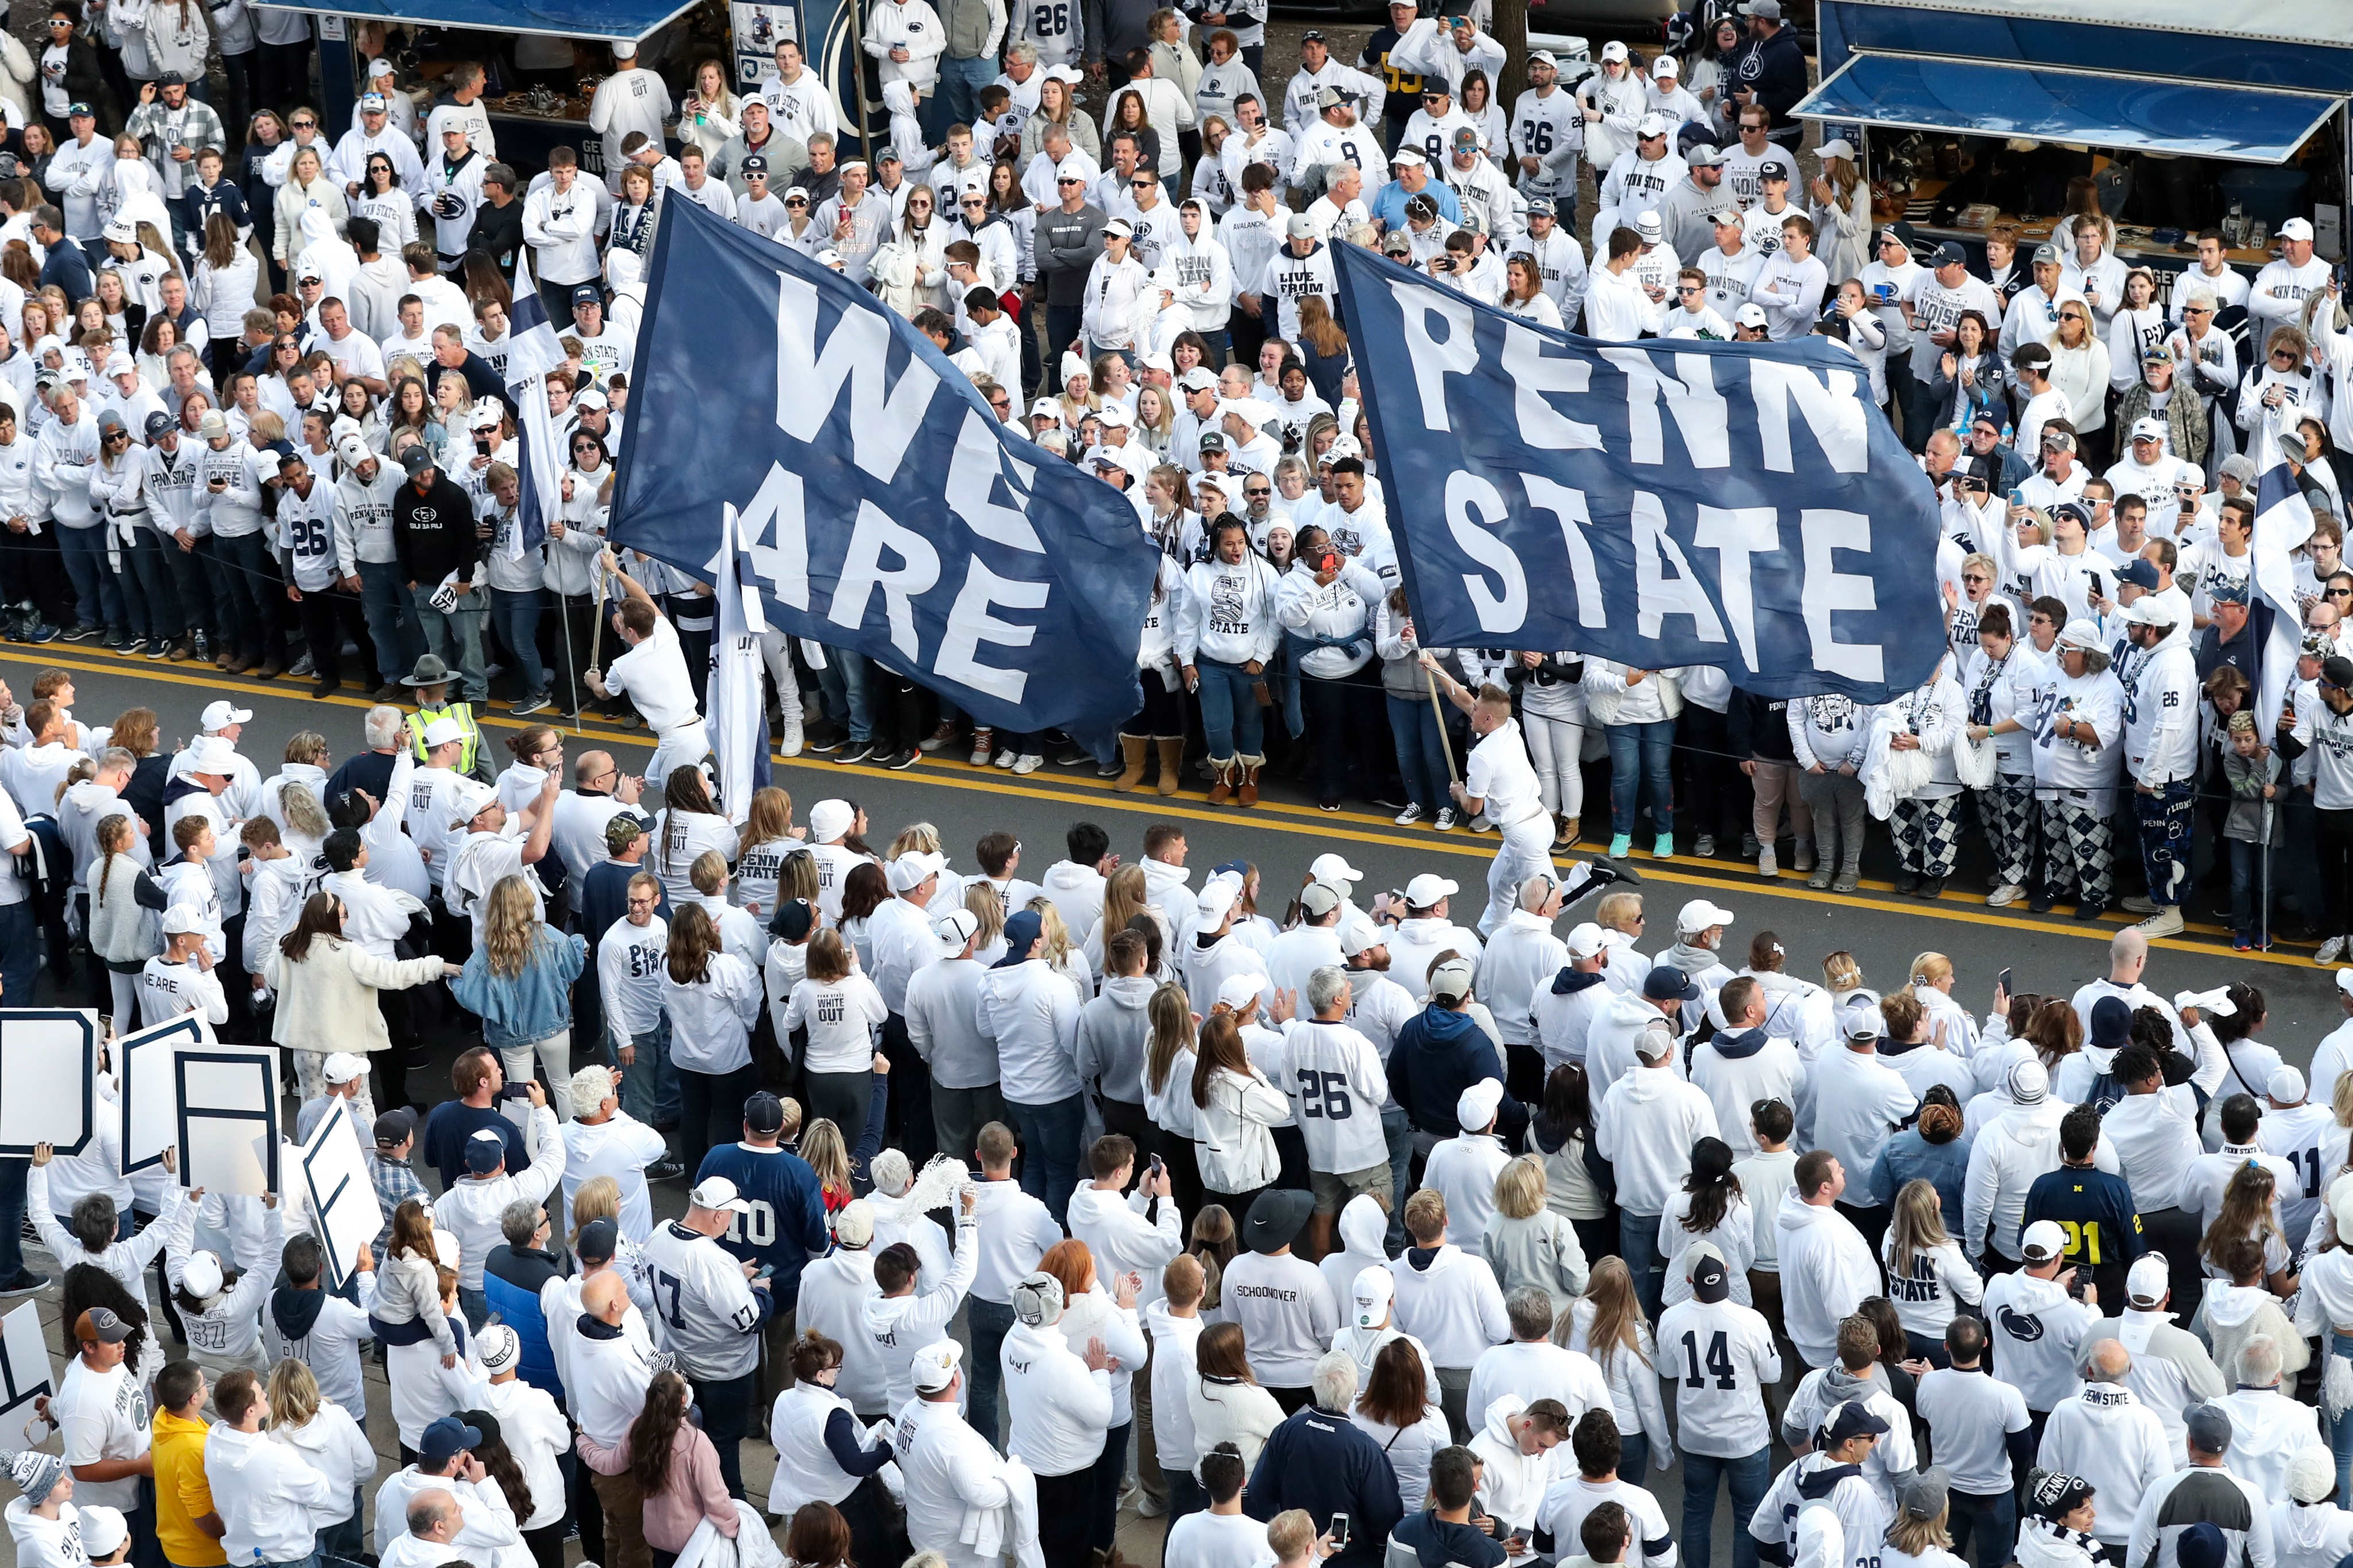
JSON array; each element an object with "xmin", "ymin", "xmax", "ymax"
[{"xmin": 452, "ymin": 930, "xmax": 588, "ymax": 1047}]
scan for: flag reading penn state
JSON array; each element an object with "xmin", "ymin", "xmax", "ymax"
[
  {"xmin": 606, "ymin": 198, "xmax": 1159, "ymax": 739},
  {"xmin": 1332, "ymin": 244, "xmax": 1945, "ymax": 702}
]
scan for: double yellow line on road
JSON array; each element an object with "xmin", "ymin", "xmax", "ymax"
[{"xmin": 6, "ymin": 642, "xmax": 2318, "ymax": 971}]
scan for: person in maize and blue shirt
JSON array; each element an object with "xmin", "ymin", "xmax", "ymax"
[{"xmin": 2020, "ymin": 1102, "xmax": 2145, "ymax": 1311}]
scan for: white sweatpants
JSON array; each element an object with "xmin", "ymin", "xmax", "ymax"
[
  {"xmin": 498, "ymin": 1029, "xmax": 575, "ymax": 1120},
  {"xmin": 1523, "ymin": 712, "xmax": 1586, "ymax": 822},
  {"xmin": 646, "ymin": 719, "xmax": 712, "ymax": 794},
  {"xmin": 758, "ymin": 629, "xmax": 805, "ymax": 732},
  {"xmin": 1480, "ymin": 814, "xmax": 1559, "ymax": 937}
]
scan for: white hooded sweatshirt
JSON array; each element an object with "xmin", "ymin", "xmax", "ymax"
[
  {"xmin": 2035, "ymin": 1381, "xmax": 2170, "ymax": 1544},
  {"xmin": 1774, "ymin": 1192, "xmax": 1881, "ymax": 1369},
  {"xmin": 1388, "ymin": 1240, "xmax": 1510, "ymax": 1371}
]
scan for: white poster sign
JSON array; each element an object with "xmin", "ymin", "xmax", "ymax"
[
  {"xmin": 299, "ymin": 1108, "xmax": 381, "ymax": 1291},
  {"xmin": 0, "ymin": 1010, "xmax": 96, "ymax": 1156},
  {"xmin": 119, "ymin": 1013, "xmax": 214, "ymax": 1174},
  {"xmin": 175, "ymin": 1046, "xmax": 280, "ymax": 1195},
  {"xmin": 0, "ymin": 1300, "xmax": 53, "ymax": 1435}
]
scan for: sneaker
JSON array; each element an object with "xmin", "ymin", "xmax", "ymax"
[
  {"xmin": 1893, "ymin": 871, "xmax": 1919, "ymax": 894},
  {"xmin": 1742, "ymin": 831, "xmax": 1761, "ymax": 859},
  {"xmin": 61, "ymin": 622, "xmax": 99, "ymax": 642},
  {"xmin": 1394, "ymin": 804, "xmax": 1425, "ymax": 826},
  {"xmin": 832, "ymin": 741, "xmax": 875, "ymax": 765},
  {"xmin": 1011, "ymin": 753, "xmax": 1043, "ymax": 774},
  {"xmin": 1652, "ymin": 833, "xmax": 1673, "ymax": 859},
  {"xmin": 2073, "ymin": 900, "xmax": 2107, "ymax": 921},
  {"xmin": 919, "ymin": 721, "xmax": 958, "ymax": 753},
  {"xmin": 1609, "ymin": 834, "xmax": 1632, "ymax": 859},
  {"xmin": 1791, "ymin": 846, "xmax": 1816, "ymax": 874},
  {"xmin": 2028, "ymin": 893, "xmax": 2057, "ymax": 913},
  {"xmin": 1471, "ymin": 813, "xmax": 1495, "ymax": 833},
  {"xmin": 0, "ymin": 1269, "xmax": 47, "ymax": 1296},
  {"xmin": 288, "ymin": 651, "xmax": 315, "ymax": 677},
  {"xmin": 1434, "ymin": 808, "xmax": 1458, "ymax": 831},
  {"xmin": 2233, "ymin": 935, "xmax": 2254, "ymax": 952},
  {"xmin": 645, "ymin": 1158, "xmax": 685, "ymax": 1183},
  {"xmin": 885, "ymin": 748, "xmax": 921, "ymax": 771},
  {"xmin": 147, "ymin": 640, "xmax": 172, "ymax": 659},
  {"xmin": 1694, "ymin": 833, "xmax": 1716, "ymax": 858},
  {"xmin": 1318, "ymin": 800, "xmax": 1340, "ymax": 813},
  {"xmin": 310, "ymin": 677, "xmax": 337, "ymax": 698},
  {"xmin": 118, "ymin": 636, "xmax": 141, "ymax": 655},
  {"xmin": 2135, "ymin": 907, "xmax": 2185, "ymax": 937},
  {"xmin": 2120, "ymin": 894, "xmax": 2159, "ymax": 916},
  {"xmin": 1371, "ymin": 794, "xmax": 1409, "ymax": 813},
  {"xmin": 780, "ymin": 720, "xmax": 804, "ymax": 758},
  {"xmin": 993, "ymin": 749, "xmax": 1017, "ymax": 769},
  {"xmin": 511, "ymin": 692, "xmax": 552, "ymax": 716},
  {"xmin": 1758, "ymin": 847, "xmax": 1777, "ymax": 878},
  {"xmin": 27, "ymin": 621, "xmax": 56, "ymax": 643},
  {"xmin": 1988, "ymin": 884, "xmax": 2027, "ymax": 906},
  {"xmin": 1135, "ymin": 1493, "xmax": 1168, "ymax": 1520},
  {"xmin": 2321, "ymin": 936, "xmax": 2348, "ymax": 964},
  {"xmin": 1918, "ymin": 876, "xmax": 1946, "ymax": 899}
]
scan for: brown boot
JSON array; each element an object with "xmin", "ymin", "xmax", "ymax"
[
  {"xmin": 1236, "ymin": 756, "xmax": 1263, "ymax": 808},
  {"xmin": 1155, "ymin": 736, "xmax": 1184, "ymax": 795},
  {"xmin": 1112, "ymin": 734, "xmax": 1148, "ymax": 793},
  {"xmin": 1207, "ymin": 758, "xmax": 1235, "ymax": 806}
]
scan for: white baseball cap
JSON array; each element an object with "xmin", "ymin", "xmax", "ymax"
[
  {"xmin": 1311, "ymin": 853, "xmax": 1363, "ymax": 885},
  {"xmin": 1197, "ymin": 877, "xmax": 1240, "ymax": 924},
  {"xmin": 182, "ymin": 1249, "xmax": 224, "ymax": 1298},
  {"xmin": 2020, "ymin": 1219, "xmax": 2067, "ymax": 1261},
  {"xmin": 1600, "ymin": 38, "xmax": 1629, "ymax": 60},
  {"xmin": 1404, "ymin": 873, "xmax": 1458, "ymax": 907},
  {"xmin": 337, "ymin": 435, "xmax": 373, "ymax": 467},
  {"xmin": 1216, "ymin": 972, "xmax": 1263, "ymax": 1011},
  {"xmin": 200, "ymin": 700, "xmax": 252, "ymax": 731},
  {"xmin": 911, "ymin": 1340, "xmax": 963, "ymax": 1392},
  {"xmin": 688, "ymin": 1176, "xmax": 751, "ymax": 1214},
  {"xmin": 1650, "ymin": 53, "xmax": 1679, "ymax": 76},
  {"xmin": 1677, "ymin": 898, "xmax": 1735, "ymax": 932},
  {"xmin": 2127, "ymin": 1254, "xmax": 2171, "ymax": 1303},
  {"xmin": 187, "ymin": 735, "xmax": 238, "ymax": 776},
  {"xmin": 1353, "ymin": 1265, "xmax": 1394, "ymax": 1328},
  {"xmin": 2281, "ymin": 217, "xmax": 2316, "ymax": 242},
  {"xmin": 322, "ymin": 1052, "xmax": 366, "ymax": 1085},
  {"xmin": 888, "ymin": 850, "xmax": 947, "ymax": 892},
  {"xmin": 1456, "ymin": 1077, "xmax": 1503, "ymax": 1130},
  {"xmin": 1566, "ymin": 922, "xmax": 1608, "ymax": 959},
  {"xmin": 421, "ymin": 716, "xmax": 465, "ymax": 748}
]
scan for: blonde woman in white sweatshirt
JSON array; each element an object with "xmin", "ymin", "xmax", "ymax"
[
  {"xmin": 1190, "ymin": 1011, "xmax": 1288, "ymax": 1213},
  {"xmin": 1561, "ymin": 1258, "xmax": 1673, "ymax": 1476}
]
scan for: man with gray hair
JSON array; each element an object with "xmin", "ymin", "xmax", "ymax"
[
  {"xmin": 1466, "ymin": 1284, "xmax": 1610, "ymax": 1423},
  {"xmin": 2071, "ymin": 1253, "xmax": 2224, "ymax": 1457},
  {"xmin": 2215, "ymin": 1335, "xmax": 2320, "ymax": 1497},
  {"xmin": 1244, "ymin": 1349, "xmax": 1404, "ymax": 1565},
  {"xmin": 2128, "ymin": 1404, "xmax": 2274, "ymax": 1568},
  {"xmin": 483, "ymin": 1195, "xmax": 569, "ymax": 1395},
  {"xmin": 377, "ymin": 1488, "xmax": 466, "ymax": 1568},
  {"xmin": 2035, "ymin": 1338, "xmax": 2169, "ymax": 1559},
  {"xmin": 1279, "ymin": 963, "xmax": 1395, "ymax": 1258},
  {"xmin": 1000, "ymin": 1269, "xmax": 1117, "ymax": 1562},
  {"xmin": 1478, "ymin": 872, "xmax": 1569, "ymax": 1103},
  {"xmin": 323, "ymin": 702, "xmax": 411, "ymax": 810}
]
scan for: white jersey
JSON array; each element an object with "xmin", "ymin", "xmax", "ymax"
[
  {"xmin": 1276, "ymin": 1018, "xmax": 1391, "ymax": 1175},
  {"xmin": 639, "ymin": 1219, "xmax": 769, "ymax": 1380},
  {"xmin": 1654, "ymin": 1296, "xmax": 1781, "ymax": 1457}
]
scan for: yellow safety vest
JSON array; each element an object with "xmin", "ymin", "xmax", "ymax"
[{"xmin": 407, "ymin": 702, "xmax": 483, "ymax": 775}]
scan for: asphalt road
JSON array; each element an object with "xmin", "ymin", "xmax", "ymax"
[{"xmin": 16, "ymin": 639, "xmax": 2347, "ymax": 1051}]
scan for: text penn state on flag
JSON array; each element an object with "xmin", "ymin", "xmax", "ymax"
[
  {"xmin": 607, "ymin": 198, "xmax": 1160, "ymax": 736},
  {"xmin": 1333, "ymin": 244, "xmax": 1946, "ymax": 704}
]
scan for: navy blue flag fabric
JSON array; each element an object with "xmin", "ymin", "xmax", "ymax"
[
  {"xmin": 607, "ymin": 198, "xmax": 1159, "ymax": 739},
  {"xmin": 1332, "ymin": 244, "xmax": 1946, "ymax": 702}
]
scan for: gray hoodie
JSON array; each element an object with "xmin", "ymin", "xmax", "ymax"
[{"xmin": 1075, "ymin": 974, "xmax": 1156, "ymax": 1106}]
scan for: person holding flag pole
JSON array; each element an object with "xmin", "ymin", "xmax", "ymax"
[
  {"xmin": 2247, "ymin": 418, "xmax": 2319, "ymax": 952},
  {"xmin": 707, "ymin": 501, "xmax": 773, "ymax": 824},
  {"xmin": 503, "ymin": 242, "xmax": 576, "ymax": 726}
]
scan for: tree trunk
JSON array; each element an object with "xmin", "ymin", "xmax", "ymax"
[{"xmin": 1492, "ymin": 0, "xmax": 1529, "ymax": 106}]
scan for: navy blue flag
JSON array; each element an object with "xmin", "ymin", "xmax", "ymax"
[
  {"xmin": 1333, "ymin": 244, "xmax": 1945, "ymax": 701},
  {"xmin": 607, "ymin": 198, "xmax": 1159, "ymax": 739}
]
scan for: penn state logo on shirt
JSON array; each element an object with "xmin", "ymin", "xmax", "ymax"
[{"xmin": 1996, "ymin": 1303, "xmax": 2045, "ymax": 1342}]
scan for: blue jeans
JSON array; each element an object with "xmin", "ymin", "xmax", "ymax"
[
  {"xmin": 119, "ymin": 529, "xmax": 180, "ymax": 643},
  {"xmin": 1620, "ymin": 1207, "xmax": 1664, "ymax": 1319},
  {"xmin": 57, "ymin": 524, "xmax": 122, "ymax": 631},
  {"xmin": 318, "ymin": 1493, "xmax": 365, "ymax": 1560},
  {"xmin": 966, "ymin": 1294, "xmax": 1016, "ymax": 1448},
  {"xmin": 163, "ymin": 532, "xmax": 215, "ymax": 641},
  {"xmin": 622, "ymin": 1021, "xmax": 681, "ymax": 1127},
  {"xmin": 1683, "ymin": 1446, "xmax": 1771, "ymax": 1568},
  {"xmin": 1194, "ymin": 658, "xmax": 1263, "ymax": 760},
  {"xmin": 1387, "ymin": 693, "xmax": 1452, "ymax": 814},
  {"xmin": 1008, "ymin": 1092, "xmax": 1085, "ymax": 1224},
  {"xmin": 1619, "ymin": 1431, "xmax": 1649, "ymax": 1486},
  {"xmin": 815, "ymin": 648, "xmax": 873, "ymax": 742},
  {"xmin": 1604, "ymin": 719, "xmax": 1675, "ymax": 839},
  {"xmin": 935, "ymin": 54, "xmax": 998, "ymax": 132},
  {"xmin": 2229, "ymin": 837, "xmax": 2273, "ymax": 943},
  {"xmin": 411, "ymin": 585, "xmax": 489, "ymax": 701},
  {"xmin": 492, "ymin": 586, "xmax": 548, "ymax": 697},
  {"xmin": 358, "ymin": 559, "xmax": 423, "ymax": 684},
  {"xmin": 1948, "ymin": 1486, "xmax": 2018, "ymax": 1568},
  {"xmin": 213, "ymin": 530, "xmax": 283, "ymax": 662}
]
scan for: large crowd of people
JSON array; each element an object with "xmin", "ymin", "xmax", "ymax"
[{"xmin": 0, "ymin": 4, "xmax": 2348, "ymax": 1568}]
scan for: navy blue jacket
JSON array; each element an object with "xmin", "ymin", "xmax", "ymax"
[
  {"xmin": 692, "ymin": 1142, "xmax": 831, "ymax": 1310},
  {"xmin": 180, "ymin": 179, "xmax": 250, "ymax": 248},
  {"xmin": 40, "ymin": 245, "xmax": 93, "ymax": 306},
  {"xmin": 1388, "ymin": 1002, "xmax": 1514, "ymax": 1139},
  {"xmin": 2021, "ymin": 1163, "xmax": 2145, "ymax": 1274},
  {"xmin": 1245, "ymin": 1405, "xmax": 1404, "ymax": 1568}
]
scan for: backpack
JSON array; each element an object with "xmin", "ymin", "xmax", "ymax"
[{"xmin": 15, "ymin": 813, "xmax": 70, "ymax": 916}]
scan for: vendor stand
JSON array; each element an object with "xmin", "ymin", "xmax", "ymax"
[
  {"xmin": 1797, "ymin": 0, "xmax": 2352, "ymax": 290},
  {"xmin": 248, "ymin": 0, "xmax": 869, "ymax": 178}
]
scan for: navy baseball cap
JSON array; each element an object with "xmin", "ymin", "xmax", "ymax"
[
  {"xmin": 570, "ymin": 283, "xmax": 602, "ymax": 306},
  {"xmin": 419, "ymin": 1416, "xmax": 483, "ymax": 1465}
]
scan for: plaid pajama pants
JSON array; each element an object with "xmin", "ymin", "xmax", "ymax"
[
  {"xmin": 2040, "ymin": 791, "xmax": 2114, "ymax": 906},
  {"xmin": 1894, "ymin": 794, "xmax": 1962, "ymax": 877},
  {"xmin": 1975, "ymin": 776, "xmax": 2037, "ymax": 887},
  {"xmin": 2134, "ymin": 778, "xmax": 2196, "ymax": 907}
]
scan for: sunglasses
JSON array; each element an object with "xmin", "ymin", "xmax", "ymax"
[
  {"xmin": 290, "ymin": 119, "xmax": 316, "ymax": 129},
  {"xmin": 785, "ymin": 198, "xmax": 806, "ymax": 207},
  {"xmin": 1132, "ymin": 177, "xmax": 1156, "ymax": 188},
  {"xmin": 2330, "ymin": 588, "xmax": 2352, "ymax": 598},
  {"xmin": 2059, "ymin": 312, "xmax": 2085, "ymax": 323},
  {"xmin": 1962, "ymin": 574, "xmax": 1990, "ymax": 585},
  {"xmin": 2275, "ymin": 351, "xmax": 2300, "ymax": 362},
  {"xmin": 1244, "ymin": 486, "xmax": 1271, "ymax": 497},
  {"xmin": 1677, "ymin": 284, "xmax": 1702, "ymax": 295}
]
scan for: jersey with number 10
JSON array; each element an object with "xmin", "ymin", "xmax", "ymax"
[{"xmin": 692, "ymin": 1142, "xmax": 831, "ymax": 1310}]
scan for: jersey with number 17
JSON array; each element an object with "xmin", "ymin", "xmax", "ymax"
[{"xmin": 692, "ymin": 1141, "xmax": 831, "ymax": 1307}]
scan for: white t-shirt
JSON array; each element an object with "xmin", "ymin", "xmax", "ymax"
[
  {"xmin": 56, "ymin": 1357, "xmax": 150, "ymax": 1510},
  {"xmin": 1162, "ymin": 1509, "xmax": 1276, "ymax": 1568},
  {"xmin": 783, "ymin": 973, "xmax": 889, "ymax": 1073},
  {"xmin": 604, "ymin": 614, "xmax": 701, "ymax": 733},
  {"xmin": 1466, "ymin": 719, "xmax": 1544, "ymax": 830}
]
